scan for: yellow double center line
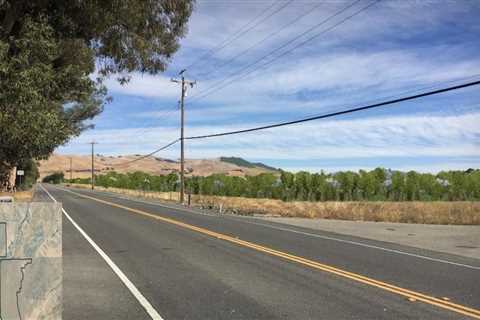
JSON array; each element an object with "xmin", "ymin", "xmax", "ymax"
[{"xmin": 63, "ymin": 188, "xmax": 480, "ymax": 319}]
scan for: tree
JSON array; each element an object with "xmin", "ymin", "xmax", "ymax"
[
  {"xmin": 15, "ymin": 159, "xmax": 39, "ymax": 190},
  {"xmin": 0, "ymin": 0, "xmax": 194, "ymax": 183},
  {"xmin": 294, "ymin": 171, "xmax": 311, "ymax": 201},
  {"xmin": 42, "ymin": 171, "xmax": 64, "ymax": 184},
  {"xmin": 280, "ymin": 170, "xmax": 295, "ymax": 201},
  {"xmin": 335, "ymin": 171, "xmax": 356, "ymax": 201},
  {"xmin": 405, "ymin": 171, "xmax": 419, "ymax": 201},
  {"xmin": 358, "ymin": 170, "xmax": 375, "ymax": 200},
  {"xmin": 390, "ymin": 171, "xmax": 405, "ymax": 201}
]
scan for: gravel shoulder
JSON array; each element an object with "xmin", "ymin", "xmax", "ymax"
[{"xmin": 257, "ymin": 217, "xmax": 480, "ymax": 259}]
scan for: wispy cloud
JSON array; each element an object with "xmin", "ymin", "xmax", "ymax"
[{"xmin": 59, "ymin": 111, "xmax": 480, "ymax": 171}]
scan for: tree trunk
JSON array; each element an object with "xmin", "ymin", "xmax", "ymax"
[
  {"xmin": 0, "ymin": 163, "xmax": 15, "ymax": 191},
  {"xmin": 9, "ymin": 166, "xmax": 16, "ymax": 189}
]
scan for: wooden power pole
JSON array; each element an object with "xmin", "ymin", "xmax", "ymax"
[
  {"xmin": 171, "ymin": 70, "xmax": 195, "ymax": 204},
  {"xmin": 69, "ymin": 157, "xmax": 73, "ymax": 181},
  {"xmin": 89, "ymin": 141, "xmax": 97, "ymax": 190}
]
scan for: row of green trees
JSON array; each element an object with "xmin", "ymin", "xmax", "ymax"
[{"xmin": 68, "ymin": 168, "xmax": 480, "ymax": 201}]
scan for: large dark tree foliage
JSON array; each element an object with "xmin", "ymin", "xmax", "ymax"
[{"xmin": 0, "ymin": 0, "xmax": 194, "ymax": 180}]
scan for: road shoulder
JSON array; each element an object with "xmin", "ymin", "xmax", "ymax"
[{"xmin": 255, "ymin": 216, "xmax": 480, "ymax": 260}]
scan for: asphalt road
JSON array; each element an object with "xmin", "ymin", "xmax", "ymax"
[{"xmin": 37, "ymin": 184, "xmax": 480, "ymax": 319}]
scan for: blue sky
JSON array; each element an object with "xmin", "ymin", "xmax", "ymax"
[{"xmin": 58, "ymin": 0, "xmax": 480, "ymax": 173}]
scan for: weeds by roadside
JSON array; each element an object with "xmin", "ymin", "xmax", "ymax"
[
  {"xmin": 0, "ymin": 190, "xmax": 33, "ymax": 202},
  {"xmin": 67, "ymin": 184, "xmax": 480, "ymax": 225}
]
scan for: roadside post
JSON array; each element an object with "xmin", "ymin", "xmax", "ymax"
[{"xmin": 17, "ymin": 170, "xmax": 24, "ymax": 189}]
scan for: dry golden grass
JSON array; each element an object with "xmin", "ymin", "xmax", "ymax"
[
  {"xmin": 68, "ymin": 184, "xmax": 480, "ymax": 225},
  {"xmin": 0, "ymin": 190, "xmax": 34, "ymax": 202},
  {"xmin": 195, "ymin": 196, "xmax": 480, "ymax": 225}
]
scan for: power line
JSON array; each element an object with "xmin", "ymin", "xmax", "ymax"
[
  {"xmin": 196, "ymin": 1, "xmax": 324, "ymax": 80},
  {"xmin": 112, "ymin": 139, "xmax": 180, "ymax": 167},
  {"xmin": 228, "ymin": 0, "xmax": 382, "ymax": 93},
  {"xmin": 339, "ymin": 73, "xmax": 480, "ymax": 109},
  {"xmin": 128, "ymin": 104, "xmax": 180, "ymax": 139},
  {"xmin": 189, "ymin": 0, "xmax": 373, "ymax": 102},
  {"xmin": 185, "ymin": 1, "xmax": 279, "ymax": 71},
  {"xmin": 190, "ymin": 0, "xmax": 378, "ymax": 102},
  {"xmin": 185, "ymin": 80, "xmax": 480, "ymax": 140},
  {"xmin": 200, "ymin": 0, "xmax": 293, "ymax": 60}
]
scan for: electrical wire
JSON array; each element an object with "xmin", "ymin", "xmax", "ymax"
[
  {"xmin": 111, "ymin": 138, "xmax": 181, "ymax": 167},
  {"xmin": 128, "ymin": 105, "xmax": 180, "ymax": 139},
  {"xmin": 196, "ymin": 1, "xmax": 324, "ymax": 80},
  {"xmin": 185, "ymin": 1, "xmax": 279, "ymax": 71},
  {"xmin": 185, "ymin": 80, "xmax": 480, "ymax": 140},
  {"xmin": 188, "ymin": 0, "xmax": 373, "ymax": 102}
]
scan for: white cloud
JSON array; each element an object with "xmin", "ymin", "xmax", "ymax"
[
  {"xmin": 107, "ymin": 48, "xmax": 480, "ymax": 120},
  {"xmin": 99, "ymin": 1, "xmax": 480, "ymax": 112},
  {"xmin": 181, "ymin": 0, "xmax": 476, "ymax": 63},
  {"xmin": 105, "ymin": 73, "xmax": 179, "ymax": 98},
  {"xmin": 187, "ymin": 49, "xmax": 480, "ymax": 107}
]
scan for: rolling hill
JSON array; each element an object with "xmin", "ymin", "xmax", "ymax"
[
  {"xmin": 38, "ymin": 154, "xmax": 277, "ymax": 180},
  {"xmin": 219, "ymin": 157, "xmax": 278, "ymax": 171}
]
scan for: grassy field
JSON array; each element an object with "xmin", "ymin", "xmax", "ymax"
[{"xmin": 68, "ymin": 184, "xmax": 480, "ymax": 225}]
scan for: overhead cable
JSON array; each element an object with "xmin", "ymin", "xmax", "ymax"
[
  {"xmin": 185, "ymin": 80, "xmax": 480, "ymax": 140},
  {"xmin": 189, "ymin": 0, "xmax": 374, "ymax": 102},
  {"xmin": 112, "ymin": 138, "xmax": 180, "ymax": 167},
  {"xmin": 196, "ymin": 0, "xmax": 318, "ymax": 79},
  {"xmin": 186, "ymin": 1, "xmax": 282, "ymax": 71}
]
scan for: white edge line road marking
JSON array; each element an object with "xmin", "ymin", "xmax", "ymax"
[
  {"xmin": 57, "ymin": 185, "xmax": 480, "ymax": 271},
  {"xmin": 40, "ymin": 184, "xmax": 164, "ymax": 320}
]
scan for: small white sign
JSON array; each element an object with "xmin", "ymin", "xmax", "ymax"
[{"xmin": 17, "ymin": 170, "xmax": 24, "ymax": 176}]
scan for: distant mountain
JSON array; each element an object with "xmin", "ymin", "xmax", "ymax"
[
  {"xmin": 38, "ymin": 154, "xmax": 275, "ymax": 180},
  {"xmin": 219, "ymin": 157, "xmax": 278, "ymax": 171}
]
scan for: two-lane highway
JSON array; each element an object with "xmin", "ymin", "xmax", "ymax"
[{"xmin": 38, "ymin": 184, "xmax": 480, "ymax": 319}]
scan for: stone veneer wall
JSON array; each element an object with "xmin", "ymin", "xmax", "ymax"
[{"xmin": 0, "ymin": 202, "xmax": 62, "ymax": 319}]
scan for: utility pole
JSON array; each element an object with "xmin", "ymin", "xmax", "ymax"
[
  {"xmin": 171, "ymin": 69, "xmax": 195, "ymax": 204},
  {"xmin": 89, "ymin": 141, "xmax": 97, "ymax": 190},
  {"xmin": 69, "ymin": 157, "xmax": 73, "ymax": 182}
]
